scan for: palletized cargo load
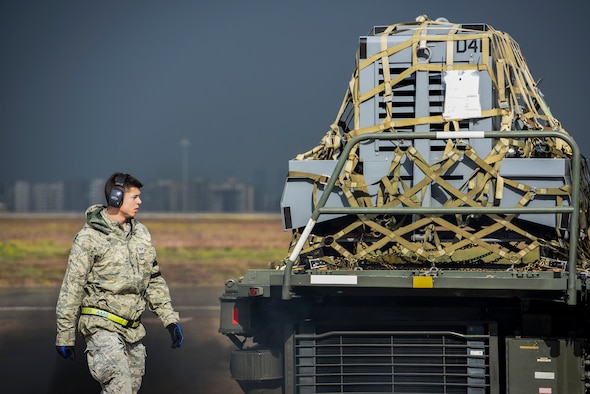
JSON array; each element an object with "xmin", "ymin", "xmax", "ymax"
[{"xmin": 280, "ymin": 16, "xmax": 590, "ymax": 271}]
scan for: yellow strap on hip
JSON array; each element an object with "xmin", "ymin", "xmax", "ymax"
[{"xmin": 81, "ymin": 307, "xmax": 140, "ymax": 328}]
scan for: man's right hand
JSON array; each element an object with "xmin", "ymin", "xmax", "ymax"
[{"xmin": 56, "ymin": 345, "xmax": 76, "ymax": 360}]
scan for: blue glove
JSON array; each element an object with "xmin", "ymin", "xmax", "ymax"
[
  {"xmin": 166, "ymin": 322, "xmax": 184, "ymax": 348},
  {"xmin": 56, "ymin": 345, "xmax": 76, "ymax": 360}
]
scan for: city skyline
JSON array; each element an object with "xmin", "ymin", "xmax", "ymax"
[{"xmin": 0, "ymin": 174, "xmax": 281, "ymax": 213}]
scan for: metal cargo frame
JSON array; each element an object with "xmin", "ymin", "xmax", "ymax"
[{"xmin": 281, "ymin": 130, "xmax": 582, "ymax": 305}]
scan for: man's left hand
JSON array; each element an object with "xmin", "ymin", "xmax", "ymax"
[
  {"xmin": 166, "ymin": 322, "xmax": 184, "ymax": 348},
  {"xmin": 56, "ymin": 345, "xmax": 76, "ymax": 360}
]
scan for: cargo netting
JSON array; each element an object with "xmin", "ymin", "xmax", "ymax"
[{"xmin": 283, "ymin": 16, "xmax": 590, "ymax": 272}]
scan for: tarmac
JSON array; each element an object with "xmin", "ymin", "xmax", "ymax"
[{"xmin": 0, "ymin": 286, "xmax": 243, "ymax": 394}]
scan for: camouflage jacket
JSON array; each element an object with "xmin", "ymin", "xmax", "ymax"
[{"xmin": 56, "ymin": 204, "xmax": 179, "ymax": 345}]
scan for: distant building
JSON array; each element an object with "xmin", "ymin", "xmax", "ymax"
[
  {"xmin": 209, "ymin": 178, "xmax": 254, "ymax": 212},
  {"xmin": 88, "ymin": 178, "xmax": 105, "ymax": 206},
  {"xmin": 0, "ymin": 181, "xmax": 10, "ymax": 212},
  {"xmin": 32, "ymin": 182, "xmax": 64, "ymax": 212},
  {"xmin": 188, "ymin": 178, "xmax": 210, "ymax": 212},
  {"xmin": 14, "ymin": 181, "xmax": 31, "ymax": 212},
  {"xmin": 142, "ymin": 179, "xmax": 181, "ymax": 212},
  {"xmin": 64, "ymin": 179, "xmax": 90, "ymax": 213}
]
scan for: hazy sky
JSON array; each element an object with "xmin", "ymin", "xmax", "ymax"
[{"xmin": 1, "ymin": 1, "xmax": 587, "ymax": 191}]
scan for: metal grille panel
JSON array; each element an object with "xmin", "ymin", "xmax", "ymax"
[{"xmin": 294, "ymin": 329, "xmax": 491, "ymax": 393}]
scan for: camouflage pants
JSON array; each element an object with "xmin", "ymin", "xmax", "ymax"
[{"xmin": 85, "ymin": 330, "xmax": 146, "ymax": 394}]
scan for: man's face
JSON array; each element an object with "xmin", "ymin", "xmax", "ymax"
[{"xmin": 120, "ymin": 186, "xmax": 142, "ymax": 219}]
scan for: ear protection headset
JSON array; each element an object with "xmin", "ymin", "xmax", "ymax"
[{"xmin": 108, "ymin": 173, "xmax": 129, "ymax": 208}]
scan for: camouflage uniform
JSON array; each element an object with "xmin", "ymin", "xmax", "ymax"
[{"xmin": 56, "ymin": 204, "xmax": 179, "ymax": 394}]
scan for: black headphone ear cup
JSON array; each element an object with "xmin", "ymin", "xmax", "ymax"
[
  {"xmin": 108, "ymin": 173, "xmax": 129, "ymax": 208},
  {"xmin": 108, "ymin": 188, "xmax": 124, "ymax": 208}
]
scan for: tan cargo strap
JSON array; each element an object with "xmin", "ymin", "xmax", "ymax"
[{"xmin": 81, "ymin": 307, "xmax": 140, "ymax": 328}]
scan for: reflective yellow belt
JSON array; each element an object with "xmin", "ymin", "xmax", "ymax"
[{"xmin": 81, "ymin": 307, "xmax": 140, "ymax": 328}]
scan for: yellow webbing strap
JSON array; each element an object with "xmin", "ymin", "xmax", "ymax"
[
  {"xmin": 347, "ymin": 108, "xmax": 504, "ymax": 138},
  {"xmin": 81, "ymin": 307, "xmax": 140, "ymax": 328}
]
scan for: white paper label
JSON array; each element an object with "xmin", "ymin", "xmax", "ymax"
[{"xmin": 443, "ymin": 70, "xmax": 482, "ymax": 120}]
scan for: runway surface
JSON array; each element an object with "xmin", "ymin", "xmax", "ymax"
[{"xmin": 0, "ymin": 286, "xmax": 243, "ymax": 394}]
